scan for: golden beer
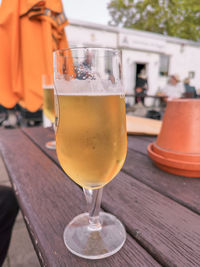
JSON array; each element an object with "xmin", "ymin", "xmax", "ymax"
[
  {"xmin": 43, "ymin": 87, "xmax": 55, "ymax": 123},
  {"xmin": 56, "ymin": 94, "xmax": 127, "ymax": 189}
]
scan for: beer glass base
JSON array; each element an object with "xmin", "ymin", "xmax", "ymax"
[
  {"xmin": 63, "ymin": 212, "xmax": 126, "ymax": 259},
  {"xmin": 45, "ymin": 140, "xmax": 56, "ymax": 150}
]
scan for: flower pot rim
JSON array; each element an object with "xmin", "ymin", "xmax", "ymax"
[
  {"xmin": 168, "ymin": 98, "xmax": 200, "ymax": 103},
  {"xmin": 147, "ymin": 143, "xmax": 200, "ymax": 177},
  {"xmin": 153, "ymin": 143, "xmax": 200, "ymax": 162}
]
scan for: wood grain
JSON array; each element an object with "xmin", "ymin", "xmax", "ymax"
[
  {"xmin": 124, "ymin": 142, "xmax": 200, "ymax": 215},
  {"xmin": 0, "ymin": 129, "xmax": 160, "ymax": 267},
  {"xmin": 103, "ymin": 172, "xmax": 200, "ymax": 267},
  {"xmin": 23, "ymin": 127, "xmax": 200, "ymax": 266},
  {"xmin": 24, "ymin": 127, "xmax": 200, "ymax": 216}
]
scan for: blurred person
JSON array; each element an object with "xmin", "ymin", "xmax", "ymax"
[
  {"xmin": 107, "ymin": 69, "xmax": 115, "ymax": 84},
  {"xmin": 82, "ymin": 51, "xmax": 93, "ymax": 69},
  {"xmin": 135, "ymin": 69, "xmax": 148, "ymax": 104},
  {"xmin": 183, "ymin": 77, "xmax": 197, "ymax": 98},
  {"xmin": 160, "ymin": 74, "xmax": 184, "ymax": 101},
  {"xmin": 0, "ymin": 186, "xmax": 19, "ymax": 266}
]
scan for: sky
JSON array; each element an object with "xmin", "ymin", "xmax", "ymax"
[
  {"xmin": 62, "ymin": 0, "xmax": 111, "ymax": 25},
  {"xmin": 0, "ymin": 0, "xmax": 111, "ymax": 25}
]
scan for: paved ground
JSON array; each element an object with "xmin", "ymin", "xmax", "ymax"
[{"xmin": 0, "ymin": 155, "xmax": 40, "ymax": 267}]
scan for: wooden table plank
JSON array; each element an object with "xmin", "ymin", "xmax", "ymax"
[
  {"xmin": 103, "ymin": 172, "xmax": 200, "ymax": 267},
  {"xmin": 127, "ymin": 135, "xmax": 155, "ymax": 154},
  {"xmin": 22, "ymin": 127, "xmax": 200, "ymax": 266},
  {"xmin": 0, "ymin": 129, "xmax": 160, "ymax": 267},
  {"xmin": 124, "ymin": 148, "xmax": 200, "ymax": 215},
  {"xmin": 24, "ymin": 127, "xmax": 200, "ymax": 216}
]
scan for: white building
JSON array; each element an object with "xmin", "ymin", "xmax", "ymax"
[{"xmin": 66, "ymin": 19, "xmax": 200, "ymax": 104}]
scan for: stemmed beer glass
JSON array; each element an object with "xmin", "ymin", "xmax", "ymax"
[
  {"xmin": 53, "ymin": 48, "xmax": 127, "ymax": 259},
  {"xmin": 42, "ymin": 75, "xmax": 56, "ymax": 150}
]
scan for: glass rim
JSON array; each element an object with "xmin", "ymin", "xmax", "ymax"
[{"xmin": 53, "ymin": 47, "xmax": 121, "ymax": 57}]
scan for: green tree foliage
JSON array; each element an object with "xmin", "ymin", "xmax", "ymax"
[{"xmin": 107, "ymin": 0, "xmax": 200, "ymax": 41}]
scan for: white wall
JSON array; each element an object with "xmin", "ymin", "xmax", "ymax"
[
  {"xmin": 165, "ymin": 43, "xmax": 200, "ymax": 90},
  {"xmin": 66, "ymin": 25, "xmax": 117, "ymax": 48},
  {"xmin": 65, "ymin": 21, "xmax": 200, "ymax": 102}
]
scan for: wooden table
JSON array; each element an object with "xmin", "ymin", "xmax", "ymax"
[{"xmin": 0, "ymin": 127, "xmax": 200, "ymax": 266}]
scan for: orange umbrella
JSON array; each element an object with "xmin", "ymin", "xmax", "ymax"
[{"xmin": 0, "ymin": 0, "xmax": 69, "ymax": 112}]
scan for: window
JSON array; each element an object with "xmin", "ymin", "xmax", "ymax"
[
  {"xmin": 159, "ymin": 54, "xmax": 170, "ymax": 76},
  {"xmin": 189, "ymin": 71, "xmax": 195, "ymax": 79}
]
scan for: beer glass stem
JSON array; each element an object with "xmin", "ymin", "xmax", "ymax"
[{"xmin": 83, "ymin": 188, "xmax": 103, "ymax": 231}]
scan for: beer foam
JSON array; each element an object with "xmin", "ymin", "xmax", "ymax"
[
  {"xmin": 43, "ymin": 85, "xmax": 54, "ymax": 89},
  {"xmin": 54, "ymin": 79, "xmax": 123, "ymax": 95}
]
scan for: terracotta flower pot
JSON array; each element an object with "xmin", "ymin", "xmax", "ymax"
[{"xmin": 148, "ymin": 99, "xmax": 200, "ymax": 177}]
